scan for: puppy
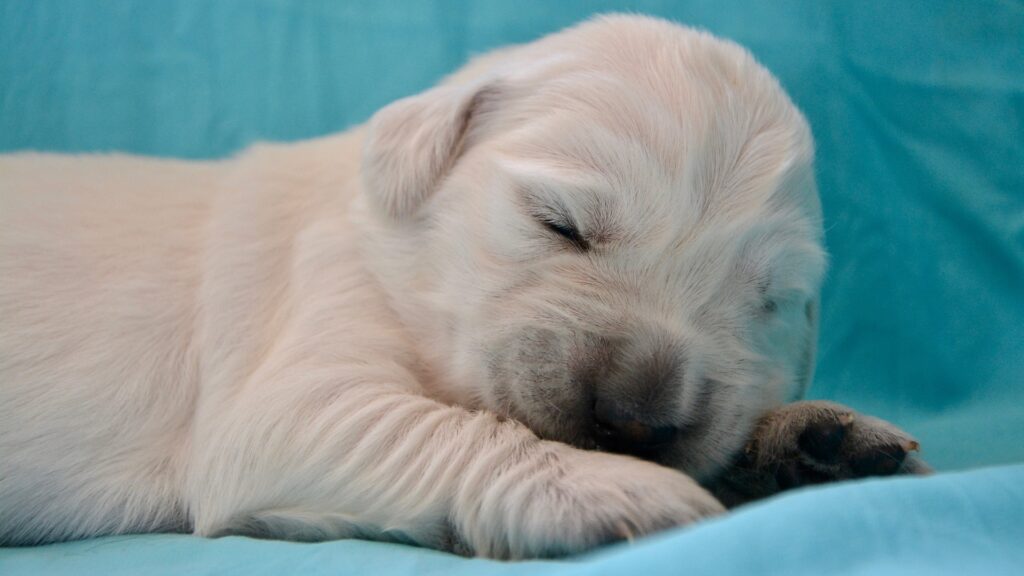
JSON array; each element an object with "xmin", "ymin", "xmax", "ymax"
[{"xmin": 0, "ymin": 15, "xmax": 926, "ymax": 558}]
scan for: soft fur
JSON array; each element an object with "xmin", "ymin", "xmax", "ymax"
[{"xmin": 1, "ymin": 15, "xmax": 837, "ymax": 557}]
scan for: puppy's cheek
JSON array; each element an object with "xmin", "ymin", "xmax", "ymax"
[{"xmin": 483, "ymin": 330, "xmax": 589, "ymax": 440}]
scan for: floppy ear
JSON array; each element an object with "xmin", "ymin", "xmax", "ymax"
[{"xmin": 361, "ymin": 82, "xmax": 496, "ymax": 221}]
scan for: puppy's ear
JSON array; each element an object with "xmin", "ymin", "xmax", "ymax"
[{"xmin": 362, "ymin": 82, "xmax": 498, "ymax": 221}]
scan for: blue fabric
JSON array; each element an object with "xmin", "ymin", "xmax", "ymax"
[
  {"xmin": 3, "ymin": 466, "xmax": 1023, "ymax": 576},
  {"xmin": 1, "ymin": 0, "xmax": 1022, "ymax": 574}
]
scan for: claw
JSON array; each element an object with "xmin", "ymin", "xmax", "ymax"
[{"xmin": 612, "ymin": 521, "xmax": 635, "ymax": 543}]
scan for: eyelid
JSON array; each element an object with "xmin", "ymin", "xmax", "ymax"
[
  {"xmin": 535, "ymin": 212, "xmax": 590, "ymax": 251},
  {"xmin": 750, "ymin": 272, "xmax": 779, "ymax": 314},
  {"xmin": 536, "ymin": 210, "xmax": 571, "ymax": 228},
  {"xmin": 519, "ymin": 187, "xmax": 591, "ymax": 250}
]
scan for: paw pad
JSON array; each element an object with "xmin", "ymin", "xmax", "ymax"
[{"xmin": 796, "ymin": 414, "xmax": 851, "ymax": 464}]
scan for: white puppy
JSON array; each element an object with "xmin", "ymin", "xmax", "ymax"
[{"xmin": 0, "ymin": 15, "xmax": 924, "ymax": 558}]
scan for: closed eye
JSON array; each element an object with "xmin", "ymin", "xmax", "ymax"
[
  {"xmin": 541, "ymin": 217, "xmax": 590, "ymax": 251},
  {"xmin": 755, "ymin": 276, "xmax": 778, "ymax": 316}
]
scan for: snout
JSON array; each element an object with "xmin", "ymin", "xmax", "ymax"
[
  {"xmin": 490, "ymin": 322, "xmax": 703, "ymax": 458},
  {"xmin": 586, "ymin": 328, "xmax": 696, "ymax": 458}
]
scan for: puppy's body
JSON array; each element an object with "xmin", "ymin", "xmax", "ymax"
[
  {"xmin": 3, "ymin": 137, "xmax": 713, "ymax": 553},
  {"xmin": 0, "ymin": 16, "xmax": 921, "ymax": 557},
  {"xmin": 1, "ymin": 136, "xmax": 367, "ymax": 542}
]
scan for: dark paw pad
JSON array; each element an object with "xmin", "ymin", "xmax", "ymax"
[
  {"xmin": 774, "ymin": 460, "xmax": 831, "ymax": 490},
  {"xmin": 797, "ymin": 416, "xmax": 850, "ymax": 464}
]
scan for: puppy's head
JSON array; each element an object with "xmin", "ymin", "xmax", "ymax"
[{"xmin": 358, "ymin": 15, "xmax": 825, "ymax": 482}]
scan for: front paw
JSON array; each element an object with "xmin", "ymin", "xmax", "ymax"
[
  {"xmin": 714, "ymin": 401, "xmax": 931, "ymax": 506},
  {"xmin": 453, "ymin": 442, "xmax": 724, "ymax": 558}
]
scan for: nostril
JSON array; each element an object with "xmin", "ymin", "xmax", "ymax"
[
  {"xmin": 593, "ymin": 397, "xmax": 622, "ymax": 427},
  {"xmin": 592, "ymin": 398, "xmax": 678, "ymax": 453}
]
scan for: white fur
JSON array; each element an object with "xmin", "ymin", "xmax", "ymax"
[{"xmin": 0, "ymin": 15, "xmax": 823, "ymax": 558}]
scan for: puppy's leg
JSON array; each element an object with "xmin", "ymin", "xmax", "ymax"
[
  {"xmin": 188, "ymin": 363, "xmax": 723, "ymax": 558},
  {"xmin": 709, "ymin": 401, "xmax": 931, "ymax": 507}
]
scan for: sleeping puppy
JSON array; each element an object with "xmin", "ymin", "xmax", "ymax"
[{"xmin": 0, "ymin": 15, "xmax": 927, "ymax": 557}]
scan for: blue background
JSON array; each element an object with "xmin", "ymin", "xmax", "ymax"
[{"xmin": 1, "ymin": 1, "xmax": 1022, "ymax": 574}]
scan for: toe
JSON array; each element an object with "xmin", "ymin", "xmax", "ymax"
[{"xmin": 849, "ymin": 443, "xmax": 908, "ymax": 477}]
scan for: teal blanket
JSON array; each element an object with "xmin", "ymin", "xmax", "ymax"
[{"xmin": 2, "ymin": 1, "xmax": 1022, "ymax": 574}]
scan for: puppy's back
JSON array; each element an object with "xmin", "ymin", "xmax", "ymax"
[{"xmin": 0, "ymin": 152, "xmax": 220, "ymax": 543}]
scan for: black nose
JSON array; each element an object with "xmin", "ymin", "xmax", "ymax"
[{"xmin": 592, "ymin": 398, "xmax": 678, "ymax": 456}]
